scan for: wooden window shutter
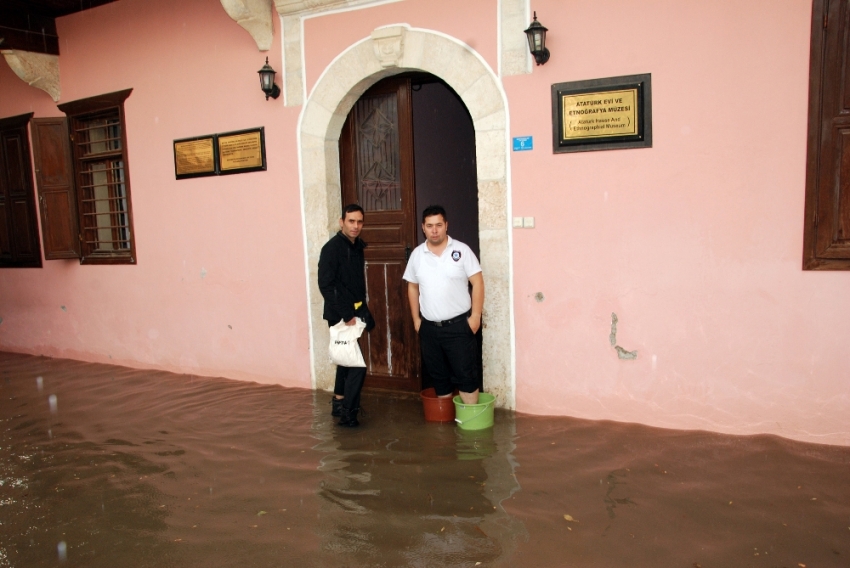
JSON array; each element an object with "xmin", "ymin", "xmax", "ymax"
[
  {"xmin": 31, "ymin": 117, "xmax": 81, "ymax": 259},
  {"xmin": 804, "ymin": 0, "xmax": 850, "ymax": 269},
  {"xmin": 58, "ymin": 89, "xmax": 136, "ymax": 265},
  {"xmin": 0, "ymin": 113, "xmax": 42, "ymax": 268}
]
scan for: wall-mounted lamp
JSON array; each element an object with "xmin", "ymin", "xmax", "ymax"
[
  {"xmin": 258, "ymin": 57, "xmax": 281, "ymax": 100},
  {"xmin": 524, "ymin": 11, "xmax": 550, "ymax": 66}
]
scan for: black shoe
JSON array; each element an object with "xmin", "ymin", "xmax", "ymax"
[
  {"xmin": 331, "ymin": 397, "xmax": 343, "ymax": 417},
  {"xmin": 338, "ymin": 407, "xmax": 359, "ymax": 428}
]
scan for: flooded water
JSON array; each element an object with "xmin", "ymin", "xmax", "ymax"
[{"xmin": 1, "ymin": 352, "xmax": 849, "ymax": 567}]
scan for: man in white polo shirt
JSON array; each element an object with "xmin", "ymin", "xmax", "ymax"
[{"xmin": 403, "ymin": 205, "xmax": 484, "ymax": 404}]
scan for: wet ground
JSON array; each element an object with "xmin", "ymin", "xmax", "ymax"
[{"xmin": 1, "ymin": 351, "xmax": 849, "ymax": 568}]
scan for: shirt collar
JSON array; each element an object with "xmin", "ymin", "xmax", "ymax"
[{"xmin": 424, "ymin": 236, "xmax": 454, "ymax": 256}]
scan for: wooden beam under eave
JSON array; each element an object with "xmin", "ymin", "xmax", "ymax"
[{"xmin": 0, "ymin": 9, "xmax": 60, "ymax": 55}]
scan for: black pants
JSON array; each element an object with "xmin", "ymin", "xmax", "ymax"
[
  {"xmin": 334, "ymin": 365, "xmax": 366, "ymax": 411},
  {"xmin": 328, "ymin": 320, "xmax": 366, "ymax": 411},
  {"xmin": 419, "ymin": 316, "xmax": 478, "ymax": 396}
]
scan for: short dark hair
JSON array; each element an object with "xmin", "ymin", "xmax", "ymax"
[
  {"xmin": 421, "ymin": 205, "xmax": 447, "ymax": 223},
  {"xmin": 341, "ymin": 203, "xmax": 365, "ymax": 220}
]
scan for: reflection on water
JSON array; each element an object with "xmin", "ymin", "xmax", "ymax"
[
  {"xmin": 1, "ymin": 352, "xmax": 849, "ymax": 567},
  {"xmin": 312, "ymin": 395, "xmax": 525, "ymax": 566}
]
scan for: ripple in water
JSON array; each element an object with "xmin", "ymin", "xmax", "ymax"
[{"xmin": 1, "ymin": 352, "xmax": 849, "ymax": 567}]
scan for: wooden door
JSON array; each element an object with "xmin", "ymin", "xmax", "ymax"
[{"xmin": 340, "ymin": 77, "xmax": 420, "ymax": 392}]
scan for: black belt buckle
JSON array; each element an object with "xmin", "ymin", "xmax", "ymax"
[{"xmin": 430, "ymin": 312, "xmax": 468, "ymax": 327}]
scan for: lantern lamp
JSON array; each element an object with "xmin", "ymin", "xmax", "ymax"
[
  {"xmin": 524, "ymin": 11, "xmax": 550, "ymax": 66},
  {"xmin": 258, "ymin": 57, "xmax": 281, "ymax": 100}
]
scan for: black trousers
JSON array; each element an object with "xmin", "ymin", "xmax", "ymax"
[
  {"xmin": 328, "ymin": 319, "xmax": 366, "ymax": 411},
  {"xmin": 334, "ymin": 365, "xmax": 366, "ymax": 411},
  {"xmin": 419, "ymin": 316, "xmax": 478, "ymax": 396}
]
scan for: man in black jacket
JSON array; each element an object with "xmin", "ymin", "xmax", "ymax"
[{"xmin": 318, "ymin": 204, "xmax": 374, "ymax": 427}]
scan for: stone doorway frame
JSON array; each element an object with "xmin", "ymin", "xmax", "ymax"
[{"xmin": 299, "ymin": 25, "xmax": 515, "ymax": 408}]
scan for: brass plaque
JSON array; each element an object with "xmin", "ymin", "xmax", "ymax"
[
  {"xmin": 562, "ymin": 89, "xmax": 638, "ymax": 140},
  {"xmin": 551, "ymin": 74, "xmax": 651, "ymax": 153},
  {"xmin": 218, "ymin": 130, "xmax": 263, "ymax": 171},
  {"xmin": 174, "ymin": 137, "xmax": 215, "ymax": 176}
]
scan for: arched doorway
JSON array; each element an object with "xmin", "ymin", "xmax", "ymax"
[
  {"xmin": 299, "ymin": 25, "xmax": 515, "ymax": 408},
  {"xmin": 338, "ymin": 73, "xmax": 480, "ymax": 393}
]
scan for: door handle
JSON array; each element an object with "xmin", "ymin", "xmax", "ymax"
[{"xmin": 405, "ymin": 245, "xmax": 411, "ymax": 261}]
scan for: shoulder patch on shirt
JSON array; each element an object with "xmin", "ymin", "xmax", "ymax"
[{"xmin": 451, "ymin": 250, "xmax": 462, "ymax": 262}]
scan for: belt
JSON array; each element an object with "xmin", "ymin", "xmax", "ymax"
[{"xmin": 421, "ymin": 312, "xmax": 469, "ymax": 327}]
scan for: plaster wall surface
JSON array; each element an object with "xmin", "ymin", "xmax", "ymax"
[
  {"xmin": 506, "ymin": 0, "xmax": 850, "ymax": 445},
  {"xmin": 0, "ymin": 55, "xmax": 58, "ymax": 117},
  {"xmin": 0, "ymin": 0, "xmax": 312, "ymax": 388}
]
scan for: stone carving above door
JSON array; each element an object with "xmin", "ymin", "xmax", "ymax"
[{"xmin": 371, "ymin": 26, "xmax": 406, "ymax": 68}]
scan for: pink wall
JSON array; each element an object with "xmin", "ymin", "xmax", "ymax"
[
  {"xmin": 0, "ymin": 0, "xmax": 311, "ymax": 387},
  {"xmin": 508, "ymin": 0, "xmax": 849, "ymax": 444},
  {"xmin": 1, "ymin": 0, "xmax": 847, "ymax": 444}
]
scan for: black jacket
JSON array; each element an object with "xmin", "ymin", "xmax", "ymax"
[{"xmin": 318, "ymin": 231, "xmax": 372, "ymax": 328}]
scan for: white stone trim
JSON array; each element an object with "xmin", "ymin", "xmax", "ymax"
[
  {"xmin": 298, "ymin": 25, "xmax": 516, "ymax": 409},
  {"xmin": 2, "ymin": 50, "xmax": 61, "ymax": 102},
  {"xmin": 500, "ymin": 0, "xmax": 531, "ymax": 76},
  {"xmin": 282, "ymin": 14, "xmax": 304, "ymax": 106},
  {"xmin": 279, "ymin": 1, "xmax": 403, "ymax": 107},
  {"xmin": 275, "ymin": 0, "xmax": 394, "ymax": 16},
  {"xmin": 220, "ymin": 0, "xmax": 275, "ymax": 51},
  {"xmin": 275, "ymin": 0, "xmax": 529, "ymax": 106}
]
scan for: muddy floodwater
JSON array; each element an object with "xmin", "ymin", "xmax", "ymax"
[{"xmin": 1, "ymin": 352, "xmax": 849, "ymax": 567}]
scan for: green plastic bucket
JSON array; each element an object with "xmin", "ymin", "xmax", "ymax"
[{"xmin": 453, "ymin": 393, "xmax": 495, "ymax": 431}]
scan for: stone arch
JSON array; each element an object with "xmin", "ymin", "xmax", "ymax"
[{"xmin": 299, "ymin": 25, "xmax": 514, "ymax": 408}]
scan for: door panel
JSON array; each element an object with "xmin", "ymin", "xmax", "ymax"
[
  {"xmin": 11, "ymin": 199, "xmax": 36, "ymax": 256},
  {"xmin": 340, "ymin": 77, "xmax": 420, "ymax": 392},
  {"xmin": 0, "ymin": 202, "xmax": 9, "ymax": 261},
  {"xmin": 0, "ymin": 113, "xmax": 42, "ymax": 267}
]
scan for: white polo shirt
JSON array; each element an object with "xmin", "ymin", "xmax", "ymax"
[{"xmin": 402, "ymin": 236, "xmax": 482, "ymax": 322}]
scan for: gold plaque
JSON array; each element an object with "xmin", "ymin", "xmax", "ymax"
[
  {"xmin": 561, "ymin": 89, "xmax": 638, "ymax": 140},
  {"xmin": 174, "ymin": 137, "xmax": 215, "ymax": 176},
  {"xmin": 552, "ymin": 74, "xmax": 651, "ymax": 153},
  {"xmin": 218, "ymin": 130, "xmax": 263, "ymax": 171}
]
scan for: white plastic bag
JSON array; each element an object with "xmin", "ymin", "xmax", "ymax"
[{"xmin": 328, "ymin": 318, "xmax": 367, "ymax": 367}]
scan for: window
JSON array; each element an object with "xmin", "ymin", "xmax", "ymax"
[
  {"xmin": 56, "ymin": 89, "xmax": 136, "ymax": 264},
  {"xmin": 804, "ymin": 0, "xmax": 850, "ymax": 269}
]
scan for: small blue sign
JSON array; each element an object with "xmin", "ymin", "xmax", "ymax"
[{"xmin": 512, "ymin": 136, "xmax": 533, "ymax": 151}]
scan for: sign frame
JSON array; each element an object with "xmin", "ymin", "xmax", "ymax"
[
  {"xmin": 173, "ymin": 134, "xmax": 218, "ymax": 179},
  {"xmin": 551, "ymin": 73, "xmax": 652, "ymax": 154},
  {"xmin": 217, "ymin": 127, "xmax": 266, "ymax": 175}
]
